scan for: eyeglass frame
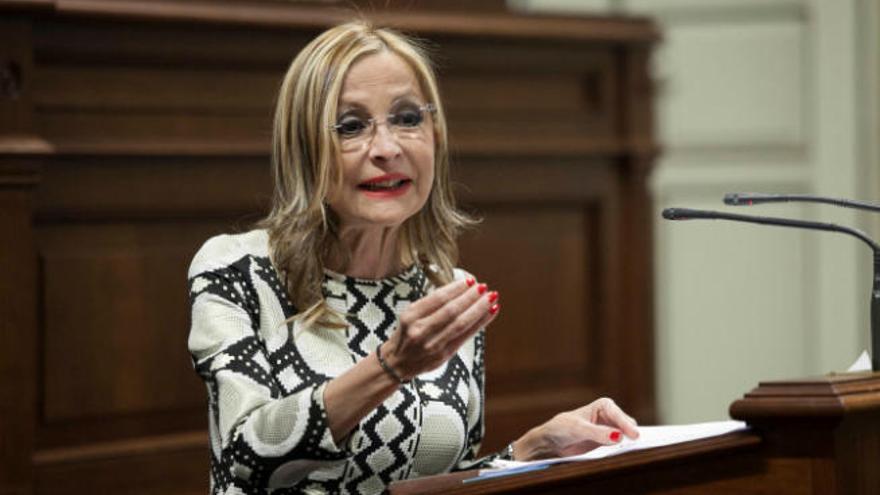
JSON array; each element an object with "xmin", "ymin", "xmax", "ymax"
[{"xmin": 329, "ymin": 103, "xmax": 437, "ymax": 150}]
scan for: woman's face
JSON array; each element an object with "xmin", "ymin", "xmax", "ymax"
[{"xmin": 327, "ymin": 51, "xmax": 435, "ymax": 231}]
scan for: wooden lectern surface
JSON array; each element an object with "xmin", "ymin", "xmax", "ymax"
[
  {"xmin": 391, "ymin": 372, "xmax": 880, "ymax": 495},
  {"xmin": 391, "ymin": 431, "xmax": 762, "ymax": 495}
]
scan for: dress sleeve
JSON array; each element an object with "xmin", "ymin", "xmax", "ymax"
[{"xmin": 188, "ymin": 261, "xmax": 352, "ymax": 489}]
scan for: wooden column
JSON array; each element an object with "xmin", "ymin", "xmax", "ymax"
[
  {"xmin": 729, "ymin": 372, "xmax": 880, "ymax": 494},
  {"xmin": 0, "ymin": 161, "xmax": 40, "ymax": 495},
  {"xmin": 0, "ymin": 11, "xmax": 41, "ymax": 495}
]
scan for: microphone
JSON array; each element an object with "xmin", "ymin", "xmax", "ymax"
[
  {"xmin": 662, "ymin": 208, "xmax": 880, "ymax": 249},
  {"xmin": 724, "ymin": 192, "xmax": 880, "ymax": 213},
  {"xmin": 663, "ymin": 207, "xmax": 880, "ymax": 372}
]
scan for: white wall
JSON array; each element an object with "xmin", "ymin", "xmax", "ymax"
[{"xmin": 510, "ymin": 0, "xmax": 880, "ymax": 423}]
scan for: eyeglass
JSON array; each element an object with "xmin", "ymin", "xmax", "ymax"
[{"xmin": 331, "ymin": 103, "xmax": 436, "ymax": 152}]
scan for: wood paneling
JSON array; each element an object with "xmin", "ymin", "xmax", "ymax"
[
  {"xmin": 35, "ymin": 441, "xmax": 208, "ymax": 495},
  {"xmin": 0, "ymin": 1, "xmax": 658, "ymax": 492},
  {"xmin": 40, "ymin": 225, "xmax": 206, "ymax": 422},
  {"xmin": 34, "ymin": 157, "xmax": 272, "ymax": 219},
  {"xmin": 0, "ymin": 162, "xmax": 40, "ymax": 495},
  {"xmin": 454, "ymin": 157, "xmax": 618, "ymax": 450}
]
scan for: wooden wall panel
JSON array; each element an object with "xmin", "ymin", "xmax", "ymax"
[
  {"xmin": 33, "ymin": 67, "xmax": 279, "ymax": 110},
  {"xmin": 35, "ymin": 444, "xmax": 208, "ymax": 495},
  {"xmin": 34, "ymin": 157, "xmax": 271, "ymax": 218},
  {"xmin": 440, "ymin": 39, "xmax": 619, "ymax": 155},
  {"xmin": 455, "ymin": 158, "xmax": 620, "ymax": 451},
  {"xmin": 463, "ymin": 206, "xmax": 599, "ymax": 449},
  {"xmin": 467, "ymin": 207, "xmax": 594, "ymax": 384},
  {"xmin": 0, "ymin": 1, "xmax": 658, "ymax": 493},
  {"xmin": 40, "ymin": 225, "xmax": 205, "ymax": 421}
]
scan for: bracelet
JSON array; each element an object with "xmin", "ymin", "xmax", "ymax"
[
  {"xmin": 375, "ymin": 343, "xmax": 410, "ymax": 384},
  {"xmin": 501, "ymin": 442, "xmax": 516, "ymax": 461}
]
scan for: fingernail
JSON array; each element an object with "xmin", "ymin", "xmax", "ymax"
[
  {"xmin": 477, "ymin": 283, "xmax": 488, "ymax": 295},
  {"xmin": 466, "ymin": 277, "xmax": 476, "ymax": 287},
  {"xmin": 609, "ymin": 431, "xmax": 621, "ymax": 442},
  {"xmin": 488, "ymin": 291, "xmax": 499, "ymax": 304},
  {"xmin": 489, "ymin": 303, "xmax": 500, "ymax": 315}
]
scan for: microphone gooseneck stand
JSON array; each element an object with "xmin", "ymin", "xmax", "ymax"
[
  {"xmin": 724, "ymin": 192, "xmax": 880, "ymax": 214},
  {"xmin": 662, "ymin": 204, "xmax": 880, "ymax": 372}
]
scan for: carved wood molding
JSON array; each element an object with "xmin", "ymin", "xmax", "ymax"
[
  {"xmin": 33, "ymin": 430, "xmax": 207, "ymax": 466},
  {"xmin": 0, "ymin": 136, "xmax": 53, "ymax": 156},
  {"xmin": 0, "ymin": 160, "xmax": 41, "ymax": 187},
  {"xmin": 730, "ymin": 372, "xmax": 880, "ymax": 419},
  {"xmin": 0, "ymin": 0, "xmax": 660, "ymax": 43}
]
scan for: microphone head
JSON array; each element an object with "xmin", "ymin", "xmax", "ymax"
[
  {"xmin": 724, "ymin": 192, "xmax": 781, "ymax": 205},
  {"xmin": 662, "ymin": 208, "xmax": 681, "ymax": 220},
  {"xmin": 723, "ymin": 193, "xmax": 742, "ymax": 205}
]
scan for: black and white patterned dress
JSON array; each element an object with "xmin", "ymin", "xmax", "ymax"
[{"xmin": 188, "ymin": 230, "xmax": 494, "ymax": 494}]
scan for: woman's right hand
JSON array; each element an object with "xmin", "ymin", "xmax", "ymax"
[{"xmin": 380, "ymin": 277, "xmax": 499, "ymax": 381}]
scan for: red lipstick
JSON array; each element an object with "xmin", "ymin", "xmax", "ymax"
[{"xmin": 357, "ymin": 173, "xmax": 412, "ymax": 198}]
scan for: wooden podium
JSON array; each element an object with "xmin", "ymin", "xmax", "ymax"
[{"xmin": 390, "ymin": 372, "xmax": 880, "ymax": 494}]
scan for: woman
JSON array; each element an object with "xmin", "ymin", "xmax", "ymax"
[{"xmin": 188, "ymin": 20, "xmax": 638, "ymax": 494}]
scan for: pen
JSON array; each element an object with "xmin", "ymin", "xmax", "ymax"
[{"xmin": 461, "ymin": 463, "xmax": 551, "ymax": 483}]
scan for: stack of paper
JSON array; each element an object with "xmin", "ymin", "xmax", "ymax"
[
  {"xmin": 485, "ymin": 420, "xmax": 748, "ymax": 474},
  {"xmin": 475, "ymin": 351, "xmax": 872, "ymax": 480}
]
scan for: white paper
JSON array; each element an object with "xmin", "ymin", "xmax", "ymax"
[
  {"xmin": 485, "ymin": 420, "xmax": 748, "ymax": 473},
  {"xmin": 847, "ymin": 350, "xmax": 871, "ymax": 372}
]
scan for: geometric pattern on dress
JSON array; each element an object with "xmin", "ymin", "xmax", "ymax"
[
  {"xmin": 339, "ymin": 272, "xmax": 421, "ymax": 493},
  {"xmin": 188, "ymin": 231, "xmax": 496, "ymax": 494},
  {"xmin": 190, "ymin": 256, "xmax": 346, "ymax": 493}
]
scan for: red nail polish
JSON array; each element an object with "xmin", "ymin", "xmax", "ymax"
[
  {"xmin": 610, "ymin": 431, "xmax": 621, "ymax": 442},
  {"xmin": 477, "ymin": 283, "xmax": 488, "ymax": 295},
  {"xmin": 489, "ymin": 303, "xmax": 500, "ymax": 315},
  {"xmin": 466, "ymin": 277, "xmax": 476, "ymax": 287},
  {"xmin": 488, "ymin": 291, "xmax": 499, "ymax": 304}
]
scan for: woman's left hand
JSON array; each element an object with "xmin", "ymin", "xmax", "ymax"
[{"xmin": 512, "ymin": 398, "xmax": 639, "ymax": 461}]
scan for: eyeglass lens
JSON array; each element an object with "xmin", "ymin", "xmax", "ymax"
[{"xmin": 334, "ymin": 105, "xmax": 432, "ymax": 151}]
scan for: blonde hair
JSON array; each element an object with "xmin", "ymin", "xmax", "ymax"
[{"xmin": 261, "ymin": 20, "xmax": 475, "ymax": 328}]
